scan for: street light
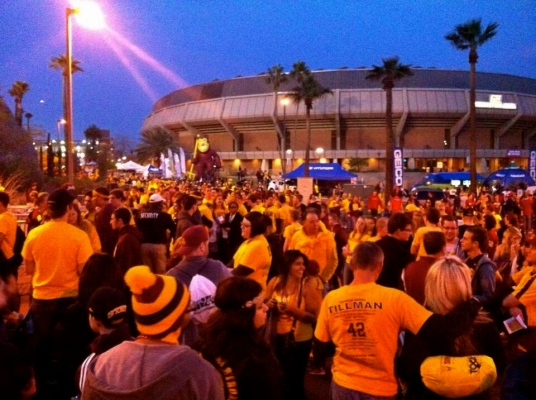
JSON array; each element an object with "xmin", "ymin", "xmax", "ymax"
[{"xmin": 65, "ymin": 1, "xmax": 105, "ymax": 182}]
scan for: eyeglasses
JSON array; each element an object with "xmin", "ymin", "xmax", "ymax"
[
  {"xmin": 443, "ymin": 227, "xmax": 457, "ymax": 230},
  {"xmin": 241, "ymin": 223, "xmax": 251, "ymax": 228}
]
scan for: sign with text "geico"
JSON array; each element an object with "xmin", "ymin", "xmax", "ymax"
[
  {"xmin": 393, "ymin": 147, "xmax": 404, "ymax": 187},
  {"xmin": 529, "ymin": 149, "xmax": 536, "ymax": 180}
]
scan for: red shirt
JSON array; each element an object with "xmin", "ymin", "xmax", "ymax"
[{"xmin": 520, "ymin": 197, "xmax": 533, "ymax": 215}]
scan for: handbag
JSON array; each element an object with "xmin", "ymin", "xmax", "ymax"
[{"xmin": 420, "ymin": 355, "xmax": 497, "ymax": 398}]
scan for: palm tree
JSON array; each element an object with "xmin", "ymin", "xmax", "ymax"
[
  {"xmin": 8, "ymin": 81, "xmax": 29, "ymax": 127},
  {"xmin": 288, "ymin": 73, "xmax": 332, "ymax": 178},
  {"xmin": 49, "ymin": 55, "xmax": 83, "ymax": 121},
  {"xmin": 135, "ymin": 127, "xmax": 179, "ymax": 166},
  {"xmin": 366, "ymin": 57, "xmax": 413, "ymax": 204},
  {"xmin": 265, "ymin": 64, "xmax": 288, "ymax": 171},
  {"xmin": 289, "ymin": 61, "xmax": 312, "ymax": 147},
  {"xmin": 445, "ymin": 19, "xmax": 499, "ymax": 190}
]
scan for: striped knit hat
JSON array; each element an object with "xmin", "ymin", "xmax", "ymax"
[{"xmin": 125, "ymin": 266, "xmax": 190, "ymax": 344}]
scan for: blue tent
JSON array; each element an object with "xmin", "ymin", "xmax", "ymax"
[
  {"xmin": 483, "ymin": 165, "xmax": 535, "ymax": 189},
  {"xmin": 283, "ymin": 163, "xmax": 356, "ymax": 180}
]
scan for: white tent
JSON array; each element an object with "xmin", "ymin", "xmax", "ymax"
[{"xmin": 116, "ymin": 160, "xmax": 145, "ymax": 172}]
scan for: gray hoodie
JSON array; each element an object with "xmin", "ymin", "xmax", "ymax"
[{"xmin": 81, "ymin": 341, "xmax": 224, "ymax": 400}]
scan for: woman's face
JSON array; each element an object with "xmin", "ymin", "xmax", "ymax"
[
  {"xmin": 290, "ymin": 257, "xmax": 306, "ymax": 279},
  {"xmin": 67, "ymin": 204, "xmax": 78, "ymax": 225},
  {"xmin": 253, "ymin": 301, "xmax": 269, "ymax": 329},
  {"xmin": 215, "ymin": 195, "xmax": 223, "ymax": 206},
  {"xmin": 241, "ymin": 218, "xmax": 252, "ymax": 239},
  {"xmin": 355, "ymin": 218, "xmax": 365, "ymax": 232}
]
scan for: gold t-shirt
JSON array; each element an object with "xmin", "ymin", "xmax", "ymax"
[{"xmin": 315, "ymin": 283, "xmax": 431, "ymax": 397}]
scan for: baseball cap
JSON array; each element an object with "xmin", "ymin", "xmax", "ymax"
[
  {"xmin": 88, "ymin": 287, "xmax": 127, "ymax": 328},
  {"xmin": 149, "ymin": 193, "xmax": 164, "ymax": 203},
  {"xmin": 175, "ymin": 225, "xmax": 208, "ymax": 256}
]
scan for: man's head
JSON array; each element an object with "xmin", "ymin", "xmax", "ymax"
[
  {"xmin": 149, "ymin": 193, "xmax": 164, "ymax": 208},
  {"xmin": 462, "ymin": 208, "xmax": 475, "ymax": 224},
  {"xmin": 441, "ymin": 215, "xmax": 458, "ymax": 241},
  {"xmin": 425, "ymin": 207, "xmax": 441, "ymax": 225},
  {"xmin": 351, "ymin": 242, "xmax": 384, "ymax": 275},
  {"xmin": 175, "ymin": 225, "xmax": 209, "ymax": 257},
  {"xmin": 303, "ymin": 209, "xmax": 320, "ymax": 235},
  {"xmin": 375, "ymin": 217, "xmax": 389, "ymax": 238},
  {"xmin": 278, "ymin": 194, "xmax": 286, "ymax": 204},
  {"xmin": 181, "ymin": 195, "xmax": 197, "ymax": 215},
  {"xmin": 110, "ymin": 189, "xmax": 125, "ymax": 208},
  {"xmin": 84, "ymin": 191, "xmax": 96, "ymax": 212},
  {"xmin": 93, "ymin": 187, "xmax": 110, "ymax": 208},
  {"xmin": 328, "ymin": 212, "xmax": 339, "ymax": 228},
  {"xmin": 387, "ymin": 213, "xmax": 413, "ymax": 241},
  {"xmin": 460, "ymin": 226, "xmax": 488, "ymax": 254},
  {"xmin": 48, "ymin": 189, "xmax": 75, "ymax": 219},
  {"xmin": 111, "ymin": 207, "xmax": 131, "ymax": 230},
  {"xmin": 423, "ymin": 231, "xmax": 447, "ymax": 257},
  {"xmin": 0, "ymin": 192, "xmax": 10, "ymax": 211}
]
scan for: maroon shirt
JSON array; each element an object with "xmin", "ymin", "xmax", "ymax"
[{"xmin": 404, "ymin": 256, "xmax": 438, "ymax": 305}]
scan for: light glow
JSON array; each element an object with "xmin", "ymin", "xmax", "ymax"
[{"xmin": 72, "ymin": 1, "xmax": 106, "ymax": 30}]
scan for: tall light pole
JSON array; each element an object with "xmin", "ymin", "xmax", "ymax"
[
  {"xmin": 281, "ymin": 96, "xmax": 290, "ymax": 174},
  {"xmin": 65, "ymin": 2, "xmax": 105, "ymax": 183},
  {"xmin": 65, "ymin": 7, "xmax": 76, "ymax": 183}
]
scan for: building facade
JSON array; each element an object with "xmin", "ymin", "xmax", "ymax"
[{"xmin": 142, "ymin": 69, "xmax": 536, "ymax": 175}]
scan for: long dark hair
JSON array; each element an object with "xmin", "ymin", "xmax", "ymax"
[
  {"xmin": 274, "ymin": 250, "xmax": 308, "ymax": 292},
  {"xmin": 78, "ymin": 253, "xmax": 124, "ymax": 307},
  {"xmin": 196, "ymin": 277, "xmax": 268, "ymax": 370}
]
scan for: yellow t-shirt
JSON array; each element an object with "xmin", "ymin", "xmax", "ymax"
[
  {"xmin": 22, "ymin": 220, "xmax": 93, "ymax": 299},
  {"xmin": 405, "ymin": 203, "xmax": 420, "ymax": 213},
  {"xmin": 412, "ymin": 226, "xmax": 442, "ymax": 260},
  {"xmin": 265, "ymin": 277, "xmax": 312, "ymax": 341},
  {"xmin": 0, "ymin": 210, "xmax": 17, "ymax": 259},
  {"xmin": 315, "ymin": 283, "xmax": 432, "ymax": 397},
  {"xmin": 264, "ymin": 206, "xmax": 280, "ymax": 232},
  {"xmin": 283, "ymin": 222, "xmax": 302, "ymax": 241},
  {"xmin": 512, "ymin": 267, "xmax": 536, "ymax": 327},
  {"xmin": 233, "ymin": 234, "xmax": 272, "ymax": 288},
  {"xmin": 251, "ymin": 204, "xmax": 265, "ymax": 214},
  {"xmin": 346, "ymin": 231, "xmax": 371, "ymax": 263},
  {"xmin": 237, "ymin": 203, "xmax": 248, "ymax": 216},
  {"xmin": 288, "ymin": 229, "xmax": 337, "ymax": 282},
  {"xmin": 278, "ymin": 204, "xmax": 294, "ymax": 227},
  {"xmin": 341, "ymin": 198, "xmax": 350, "ymax": 213}
]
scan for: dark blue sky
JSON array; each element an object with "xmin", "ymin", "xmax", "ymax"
[{"xmin": 2, "ymin": 0, "xmax": 535, "ymax": 146}]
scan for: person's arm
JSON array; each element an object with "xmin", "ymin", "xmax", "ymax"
[
  {"xmin": 319, "ymin": 237, "xmax": 338, "ymax": 282},
  {"xmin": 232, "ymin": 265, "xmax": 254, "ymax": 277},
  {"xmin": 24, "ymin": 258, "xmax": 35, "ymax": 276},
  {"xmin": 416, "ymin": 297, "xmax": 481, "ymax": 342},
  {"xmin": 312, "ymin": 337, "xmax": 336, "ymax": 366},
  {"xmin": 473, "ymin": 262, "xmax": 496, "ymax": 305}
]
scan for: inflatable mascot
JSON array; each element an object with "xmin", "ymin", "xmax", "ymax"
[{"xmin": 191, "ymin": 137, "xmax": 221, "ymax": 181}]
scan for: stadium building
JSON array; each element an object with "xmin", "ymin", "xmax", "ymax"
[{"xmin": 142, "ymin": 69, "xmax": 536, "ymax": 175}]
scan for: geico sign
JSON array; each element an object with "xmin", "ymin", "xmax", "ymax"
[
  {"xmin": 530, "ymin": 150, "xmax": 536, "ymax": 179},
  {"xmin": 394, "ymin": 149, "xmax": 403, "ymax": 186}
]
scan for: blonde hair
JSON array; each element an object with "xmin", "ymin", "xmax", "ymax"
[
  {"xmin": 424, "ymin": 256, "xmax": 472, "ymax": 315},
  {"xmin": 497, "ymin": 226, "xmax": 522, "ymax": 260}
]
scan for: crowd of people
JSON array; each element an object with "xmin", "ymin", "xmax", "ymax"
[{"xmin": 0, "ymin": 178, "xmax": 535, "ymax": 399}]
